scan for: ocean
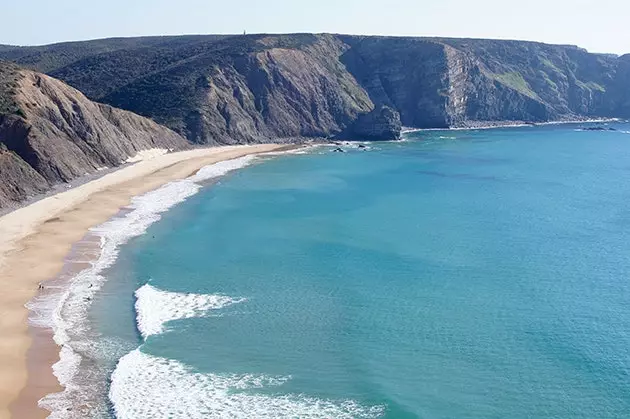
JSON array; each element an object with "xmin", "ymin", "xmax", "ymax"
[{"xmin": 34, "ymin": 123, "xmax": 630, "ymax": 418}]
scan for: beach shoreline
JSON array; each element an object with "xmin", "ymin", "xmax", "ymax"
[
  {"xmin": 401, "ymin": 117, "xmax": 623, "ymax": 134},
  {"xmin": 0, "ymin": 143, "xmax": 295, "ymax": 419}
]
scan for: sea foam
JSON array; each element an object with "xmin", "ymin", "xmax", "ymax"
[
  {"xmin": 110, "ymin": 349, "xmax": 384, "ymax": 419},
  {"xmin": 29, "ymin": 155, "xmax": 257, "ymax": 418},
  {"xmin": 109, "ymin": 282, "xmax": 383, "ymax": 419},
  {"xmin": 135, "ymin": 284, "xmax": 245, "ymax": 339}
]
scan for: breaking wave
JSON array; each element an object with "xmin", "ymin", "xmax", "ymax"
[
  {"xmin": 109, "ymin": 284, "xmax": 383, "ymax": 419},
  {"xmin": 28, "ymin": 155, "xmax": 257, "ymax": 418}
]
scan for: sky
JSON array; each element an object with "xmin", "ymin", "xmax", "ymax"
[{"xmin": 2, "ymin": 0, "xmax": 628, "ymax": 54}]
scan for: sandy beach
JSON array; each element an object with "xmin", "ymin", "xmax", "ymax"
[{"xmin": 0, "ymin": 143, "xmax": 291, "ymax": 419}]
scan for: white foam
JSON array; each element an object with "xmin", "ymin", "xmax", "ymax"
[
  {"xmin": 111, "ymin": 283, "xmax": 383, "ymax": 418},
  {"xmin": 29, "ymin": 155, "xmax": 257, "ymax": 417},
  {"xmin": 135, "ymin": 284, "xmax": 245, "ymax": 339},
  {"xmin": 189, "ymin": 155, "xmax": 257, "ymax": 183},
  {"xmin": 110, "ymin": 349, "xmax": 384, "ymax": 419},
  {"xmin": 262, "ymin": 146, "xmax": 315, "ymax": 156}
]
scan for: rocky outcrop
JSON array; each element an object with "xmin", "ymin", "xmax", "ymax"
[
  {"xmin": 343, "ymin": 106, "xmax": 401, "ymax": 141},
  {"xmin": 0, "ymin": 143, "xmax": 49, "ymax": 209},
  {"xmin": 0, "ymin": 63, "xmax": 188, "ymax": 209}
]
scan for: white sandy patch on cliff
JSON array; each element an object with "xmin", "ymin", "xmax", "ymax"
[{"xmin": 125, "ymin": 148, "xmax": 170, "ymax": 163}]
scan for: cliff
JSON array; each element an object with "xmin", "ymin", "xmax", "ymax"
[
  {"xmin": 604, "ymin": 54, "xmax": 630, "ymax": 117},
  {"xmin": 0, "ymin": 143, "xmax": 49, "ymax": 209},
  {"xmin": 340, "ymin": 36, "xmax": 617, "ymax": 127},
  {"xmin": 88, "ymin": 34, "xmax": 374, "ymax": 144},
  {"xmin": 344, "ymin": 106, "xmax": 402, "ymax": 141},
  {"xmin": 2, "ymin": 34, "xmax": 630, "ymax": 208},
  {"xmin": 1, "ymin": 34, "xmax": 625, "ymax": 145},
  {"xmin": 0, "ymin": 61, "xmax": 188, "ymax": 209}
]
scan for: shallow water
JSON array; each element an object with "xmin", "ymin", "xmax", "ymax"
[{"xmin": 54, "ymin": 123, "xmax": 630, "ymax": 417}]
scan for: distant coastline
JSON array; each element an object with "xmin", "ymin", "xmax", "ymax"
[
  {"xmin": 402, "ymin": 118, "xmax": 623, "ymax": 134},
  {"xmin": 4, "ymin": 35, "xmax": 630, "ymax": 147}
]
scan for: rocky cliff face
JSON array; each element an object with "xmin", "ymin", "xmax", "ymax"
[
  {"xmin": 99, "ymin": 35, "xmax": 373, "ymax": 144},
  {"xmin": 440, "ymin": 39, "xmax": 616, "ymax": 122},
  {"xmin": 1, "ymin": 35, "xmax": 628, "ymax": 139},
  {"xmin": 2, "ymin": 34, "xmax": 630, "ymax": 207},
  {"xmin": 344, "ymin": 106, "xmax": 402, "ymax": 141},
  {"xmin": 340, "ymin": 37, "xmax": 451, "ymax": 128},
  {"xmin": 0, "ymin": 143, "xmax": 49, "ymax": 209},
  {"xmin": 340, "ymin": 37, "xmax": 618, "ymax": 127},
  {"xmin": 3, "ymin": 34, "xmax": 624, "ymax": 143},
  {"xmin": 604, "ymin": 54, "xmax": 630, "ymax": 117},
  {"xmin": 0, "ymin": 62, "xmax": 188, "ymax": 209}
]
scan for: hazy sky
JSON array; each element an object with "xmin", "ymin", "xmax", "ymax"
[{"xmin": 3, "ymin": 0, "xmax": 627, "ymax": 54}]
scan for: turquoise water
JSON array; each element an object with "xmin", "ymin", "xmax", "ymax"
[{"xmin": 90, "ymin": 123, "xmax": 630, "ymax": 418}]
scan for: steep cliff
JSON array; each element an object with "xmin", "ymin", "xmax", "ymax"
[
  {"xmin": 0, "ymin": 143, "xmax": 49, "ymax": 209},
  {"xmin": 3, "ymin": 34, "xmax": 625, "ymax": 143},
  {"xmin": 441, "ymin": 38, "xmax": 616, "ymax": 121},
  {"xmin": 605, "ymin": 54, "xmax": 630, "ymax": 117},
  {"xmin": 340, "ymin": 36, "xmax": 618, "ymax": 127},
  {"xmin": 100, "ymin": 34, "xmax": 373, "ymax": 144},
  {"xmin": 343, "ymin": 105, "xmax": 402, "ymax": 141},
  {"xmin": 3, "ymin": 34, "xmax": 626, "ymax": 142},
  {"xmin": 0, "ymin": 61, "xmax": 188, "ymax": 209}
]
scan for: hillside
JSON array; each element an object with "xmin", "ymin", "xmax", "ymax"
[
  {"xmin": 2, "ymin": 34, "xmax": 630, "ymax": 208},
  {"xmin": 1, "ymin": 34, "xmax": 627, "ymax": 145},
  {"xmin": 0, "ymin": 61, "xmax": 188, "ymax": 209},
  {"xmin": 0, "ymin": 35, "xmax": 230, "ymax": 73}
]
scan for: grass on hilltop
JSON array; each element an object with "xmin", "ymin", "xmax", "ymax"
[{"xmin": 0, "ymin": 62, "xmax": 24, "ymax": 116}]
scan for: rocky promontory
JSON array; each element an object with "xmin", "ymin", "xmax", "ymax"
[{"xmin": 343, "ymin": 106, "xmax": 402, "ymax": 141}]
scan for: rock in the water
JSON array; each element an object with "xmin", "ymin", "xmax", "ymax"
[
  {"xmin": 581, "ymin": 126, "xmax": 616, "ymax": 131},
  {"xmin": 344, "ymin": 106, "xmax": 402, "ymax": 141}
]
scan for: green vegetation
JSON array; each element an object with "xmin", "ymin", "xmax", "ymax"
[
  {"xmin": 540, "ymin": 58, "xmax": 562, "ymax": 74},
  {"xmin": 588, "ymin": 82, "xmax": 606, "ymax": 92},
  {"xmin": 491, "ymin": 71, "xmax": 539, "ymax": 99},
  {"xmin": 540, "ymin": 71, "xmax": 559, "ymax": 91},
  {"xmin": 581, "ymin": 80, "xmax": 606, "ymax": 92},
  {"xmin": 0, "ymin": 35, "xmax": 231, "ymax": 73},
  {"xmin": 0, "ymin": 61, "xmax": 23, "ymax": 116},
  {"xmin": 258, "ymin": 33, "xmax": 319, "ymax": 50}
]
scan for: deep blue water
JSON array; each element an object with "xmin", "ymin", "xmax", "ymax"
[{"xmin": 91, "ymin": 123, "xmax": 630, "ymax": 418}]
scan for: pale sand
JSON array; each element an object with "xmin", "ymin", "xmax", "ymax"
[{"xmin": 0, "ymin": 144, "xmax": 291, "ymax": 418}]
